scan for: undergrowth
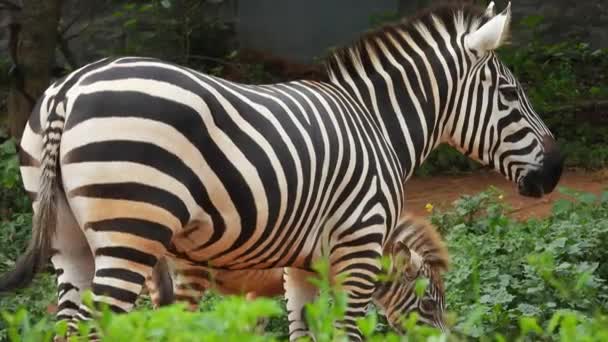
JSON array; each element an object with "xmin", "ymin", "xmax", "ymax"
[{"xmin": 431, "ymin": 186, "xmax": 608, "ymax": 340}]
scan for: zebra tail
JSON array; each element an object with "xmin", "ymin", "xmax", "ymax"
[
  {"xmin": 152, "ymin": 257, "xmax": 175, "ymax": 306},
  {"xmin": 0, "ymin": 102, "xmax": 65, "ymax": 293}
]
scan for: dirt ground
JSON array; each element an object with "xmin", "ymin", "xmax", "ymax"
[{"xmin": 405, "ymin": 169, "xmax": 608, "ymax": 220}]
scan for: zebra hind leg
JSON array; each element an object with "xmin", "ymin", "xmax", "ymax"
[
  {"xmin": 72, "ymin": 221, "xmax": 174, "ymax": 340},
  {"xmin": 331, "ymin": 242, "xmax": 383, "ymax": 341},
  {"xmin": 51, "ymin": 194, "xmax": 95, "ymax": 341}
]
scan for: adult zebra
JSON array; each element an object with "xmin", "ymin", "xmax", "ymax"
[{"xmin": 1, "ymin": 1, "xmax": 562, "ymax": 340}]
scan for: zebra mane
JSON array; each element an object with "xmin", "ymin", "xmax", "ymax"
[
  {"xmin": 389, "ymin": 212, "xmax": 449, "ymax": 273},
  {"xmin": 324, "ymin": 1, "xmax": 489, "ymax": 81}
]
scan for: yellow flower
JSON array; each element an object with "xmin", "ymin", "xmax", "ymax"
[
  {"xmin": 498, "ymin": 194, "xmax": 504, "ymax": 200},
  {"xmin": 425, "ymin": 203, "xmax": 434, "ymax": 213}
]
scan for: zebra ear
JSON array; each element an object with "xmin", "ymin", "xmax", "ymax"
[
  {"xmin": 466, "ymin": 2, "xmax": 511, "ymax": 52},
  {"xmin": 484, "ymin": 1, "xmax": 496, "ymax": 18}
]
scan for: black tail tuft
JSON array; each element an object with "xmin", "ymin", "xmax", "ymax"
[
  {"xmin": 0, "ymin": 99, "xmax": 64, "ymax": 294},
  {"xmin": 0, "ymin": 248, "xmax": 41, "ymax": 292},
  {"xmin": 153, "ymin": 257, "xmax": 175, "ymax": 306}
]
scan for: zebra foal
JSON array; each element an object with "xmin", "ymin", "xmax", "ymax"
[
  {"xmin": 1, "ymin": 1, "xmax": 563, "ymax": 341},
  {"xmin": 146, "ymin": 212, "xmax": 449, "ymax": 333}
]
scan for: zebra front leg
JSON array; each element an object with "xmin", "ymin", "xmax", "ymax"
[
  {"xmin": 284, "ymin": 267, "xmax": 318, "ymax": 341},
  {"xmin": 330, "ymin": 240, "xmax": 383, "ymax": 341}
]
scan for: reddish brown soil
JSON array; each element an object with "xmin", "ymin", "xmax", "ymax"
[{"xmin": 404, "ymin": 169, "xmax": 608, "ymax": 220}]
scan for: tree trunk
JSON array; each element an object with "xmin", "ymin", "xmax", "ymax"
[{"xmin": 7, "ymin": 0, "xmax": 62, "ymax": 142}]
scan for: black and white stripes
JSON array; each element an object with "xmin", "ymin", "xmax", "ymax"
[{"xmin": 1, "ymin": 2, "xmax": 562, "ymax": 341}]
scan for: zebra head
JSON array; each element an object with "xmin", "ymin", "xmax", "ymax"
[
  {"xmin": 446, "ymin": 2, "xmax": 564, "ymax": 197},
  {"xmin": 374, "ymin": 241, "xmax": 446, "ymax": 332}
]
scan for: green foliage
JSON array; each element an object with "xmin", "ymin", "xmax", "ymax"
[
  {"xmin": 416, "ymin": 144, "xmax": 481, "ymax": 177},
  {"xmin": 302, "ymin": 259, "xmax": 349, "ymax": 341},
  {"xmin": 498, "ymin": 15, "xmax": 608, "ymax": 171},
  {"xmin": 2, "ymin": 299, "xmax": 283, "ymax": 342},
  {"xmin": 0, "ymin": 140, "xmax": 52, "ymax": 341},
  {"xmin": 97, "ymin": 297, "xmax": 282, "ymax": 341},
  {"xmin": 108, "ymin": 1, "xmax": 236, "ymax": 66},
  {"xmin": 431, "ymin": 186, "xmax": 608, "ymax": 339},
  {"xmin": 500, "ymin": 15, "xmax": 608, "ymax": 113},
  {"xmin": 0, "ymin": 140, "xmax": 30, "ymax": 216}
]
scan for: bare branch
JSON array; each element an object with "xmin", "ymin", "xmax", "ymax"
[
  {"xmin": 59, "ymin": 1, "xmax": 105, "ymax": 41},
  {"xmin": 8, "ymin": 22, "xmax": 20, "ymax": 63},
  {"xmin": 185, "ymin": 55, "xmax": 243, "ymax": 67},
  {"xmin": 57, "ymin": 36, "xmax": 78, "ymax": 69},
  {"xmin": 59, "ymin": 13, "xmax": 81, "ymax": 36},
  {"xmin": 63, "ymin": 20, "xmax": 92, "ymax": 41}
]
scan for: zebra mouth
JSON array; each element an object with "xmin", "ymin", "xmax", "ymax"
[
  {"xmin": 518, "ymin": 136, "xmax": 565, "ymax": 198},
  {"xmin": 518, "ymin": 177, "xmax": 544, "ymax": 198}
]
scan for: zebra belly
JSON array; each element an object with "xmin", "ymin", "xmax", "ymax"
[{"xmin": 169, "ymin": 217, "xmax": 317, "ymax": 270}]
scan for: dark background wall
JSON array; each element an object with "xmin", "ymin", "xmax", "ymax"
[
  {"xmin": 236, "ymin": 0, "xmax": 397, "ymax": 63},
  {"xmin": 234, "ymin": 0, "xmax": 608, "ymax": 63},
  {"xmin": 1, "ymin": 0, "xmax": 607, "ymax": 66}
]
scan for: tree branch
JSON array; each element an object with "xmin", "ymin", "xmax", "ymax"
[
  {"xmin": 59, "ymin": 2, "xmax": 101, "ymax": 42},
  {"xmin": 63, "ymin": 20, "xmax": 93, "ymax": 41},
  {"xmin": 185, "ymin": 55, "xmax": 243, "ymax": 67},
  {"xmin": 57, "ymin": 35, "xmax": 78, "ymax": 70},
  {"xmin": 0, "ymin": 0, "xmax": 21, "ymax": 11},
  {"xmin": 59, "ymin": 12, "xmax": 81, "ymax": 36},
  {"xmin": 8, "ymin": 22, "xmax": 20, "ymax": 63}
]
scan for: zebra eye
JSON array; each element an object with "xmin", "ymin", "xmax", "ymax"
[
  {"xmin": 499, "ymin": 84, "xmax": 519, "ymax": 101},
  {"xmin": 420, "ymin": 298, "xmax": 436, "ymax": 312}
]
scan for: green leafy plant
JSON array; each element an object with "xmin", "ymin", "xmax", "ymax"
[
  {"xmin": 0, "ymin": 140, "xmax": 30, "ymax": 217},
  {"xmin": 431, "ymin": 186, "xmax": 608, "ymax": 339}
]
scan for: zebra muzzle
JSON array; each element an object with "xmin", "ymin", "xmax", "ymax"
[{"xmin": 518, "ymin": 135, "xmax": 564, "ymax": 198}]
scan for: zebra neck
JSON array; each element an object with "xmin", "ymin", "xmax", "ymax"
[{"xmin": 330, "ymin": 67, "xmax": 447, "ymax": 180}]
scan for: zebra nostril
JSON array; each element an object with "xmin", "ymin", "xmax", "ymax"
[{"xmin": 518, "ymin": 171, "xmax": 544, "ymax": 198}]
